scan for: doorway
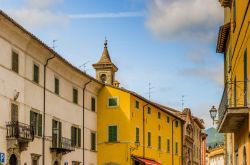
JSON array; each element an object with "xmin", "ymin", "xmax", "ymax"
[{"xmin": 9, "ymin": 154, "xmax": 17, "ymax": 165}]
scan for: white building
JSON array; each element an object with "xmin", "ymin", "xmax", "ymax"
[
  {"xmin": 208, "ymin": 146, "xmax": 224, "ymax": 165},
  {"xmin": 0, "ymin": 10, "xmax": 102, "ymax": 165}
]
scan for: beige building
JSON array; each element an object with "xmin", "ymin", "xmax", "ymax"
[
  {"xmin": 0, "ymin": 10, "xmax": 103, "ymax": 165},
  {"xmin": 207, "ymin": 146, "xmax": 224, "ymax": 165},
  {"xmin": 178, "ymin": 108, "xmax": 205, "ymax": 165}
]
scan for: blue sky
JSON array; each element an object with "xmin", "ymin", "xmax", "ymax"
[{"xmin": 0, "ymin": 0, "xmax": 224, "ymax": 128}]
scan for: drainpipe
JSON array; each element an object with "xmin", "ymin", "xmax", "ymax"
[
  {"xmin": 82, "ymin": 80, "xmax": 92, "ymax": 165},
  {"xmin": 43, "ymin": 54, "xmax": 55, "ymax": 165},
  {"xmin": 172, "ymin": 119, "xmax": 177, "ymax": 165},
  {"xmin": 142, "ymin": 104, "xmax": 149, "ymax": 158}
]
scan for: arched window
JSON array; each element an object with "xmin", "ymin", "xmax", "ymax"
[
  {"xmin": 243, "ymin": 146, "xmax": 247, "ymax": 165},
  {"xmin": 100, "ymin": 74, "xmax": 107, "ymax": 83}
]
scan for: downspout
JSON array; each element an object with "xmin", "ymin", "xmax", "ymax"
[
  {"xmin": 43, "ymin": 54, "xmax": 55, "ymax": 165},
  {"xmin": 82, "ymin": 80, "xmax": 92, "ymax": 165},
  {"xmin": 142, "ymin": 104, "xmax": 149, "ymax": 158},
  {"xmin": 181, "ymin": 121, "xmax": 183, "ymax": 165},
  {"xmin": 172, "ymin": 119, "xmax": 177, "ymax": 165}
]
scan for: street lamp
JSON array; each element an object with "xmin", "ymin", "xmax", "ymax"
[{"xmin": 209, "ymin": 105, "xmax": 218, "ymax": 125}]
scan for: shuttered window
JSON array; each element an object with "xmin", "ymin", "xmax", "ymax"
[
  {"xmin": 11, "ymin": 103, "xmax": 18, "ymax": 122},
  {"xmin": 73, "ymin": 88, "xmax": 78, "ymax": 104},
  {"xmin": 71, "ymin": 126, "xmax": 81, "ymax": 147},
  {"xmin": 135, "ymin": 127, "xmax": 139, "ymax": 143},
  {"xmin": 147, "ymin": 132, "xmax": 151, "ymax": 147},
  {"xmin": 158, "ymin": 136, "xmax": 161, "ymax": 150},
  {"xmin": 108, "ymin": 125, "xmax": 117, "ymax": 142},
  {"xmin": 175, "ymin": 120, "xmax": 178, "ymax": 127},
  {"xmin": 108, "ymin": 97, "xmax": 118, "ymax": 107},
  {"xmin": 54, "ymin": 77, "xmax": 59, "ymax": 95},
  {"xmin": 30, "ymin": 110, "xmax": 42, "ymax": 136},
  {"xmin": 91, "ymin": 132, "xmax": 96, "ymax": 151},
  {"xmin": 135, "ymin": 100, "xmax": 139, "ymax": 109},
  {"xmin": 33, "ymin": 64, "xmax": 39, "ymax": 84},
  {"xmin": 167, "ymin": 116, "xmax": 170, "ymax": 123},
  {"xmin": 91, "ymin": 97, "xmax": 96, "ymax": 112},
  {"xmin": 12, "ymin": 51, "xmax": 19, "ymax": 73},
  {"xmin": 147, "ymin": 107, "xmax": 151, "ymax": 114},
  {"xmin": 52, "ymin": 120, "xmax": 62, "ymax": 148},
  {"xmin": 167, "ymin": 139, "xmax": 170, "ymax": 152},
  {"xmin": 175, "ymin": 142, "xmax": 178, "ymax": 154}
]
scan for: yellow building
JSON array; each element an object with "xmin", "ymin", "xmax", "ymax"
[
  {"xmin": 207, "ymin": 146, "xmax": 224, "ymax": 165},
  {"xmin": 94, "ymin": 41, "xmax": 184, "ymax": 165},
  {"xmin": 216, "ymin": 0, "xmax": 250, "ymax": 165}
]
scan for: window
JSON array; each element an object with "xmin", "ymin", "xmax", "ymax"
[
  {"xmin": 30, "ymin": 110, "xmax": 42, "ymax": 136},
  {"xmin": 31, "ymin": 154, "xmax": 40, "ymax": 165},
  {"xmin": 33, "ymin": 64, "xmax": 39, "ymax": 83},
  {"xmin": 244, "ymin": 50, "xmax": 248, "ymax": 106},
  {"xmin": 158, "ymin": 136, "xmax": 161, "ymax": 150},
  {"xmin": 167, "ymin": 116, "xmax": 170, "ymax": 123},
  {"xmin": 73, "ymin": 88, "xmax": 78, "ymax": 104},
  {"xmin": 135, "ymin": 127, "xmax": 139, "ymax": 143},
  {"xmin": 147, "ymin": 107, "xmax": 151, "ymax": 114},
  {"xmin": 233, "ymin": 0, "xmax": 236, "ymax": 31},
  {"xmin": 11, "ymin": 103, "xmax": 18, "ymax": 122},
  {"xmin": 135, "ymin": 100, "xmax": 139, "ymax": 109},
  {"xmin": 72, "ymin": 161, "xmax": 81, "ymax": 165},
  {"xmin": 108, "ymin": 97, "xmax": 118, "ymax": 107},
  {"xmin": 91, "ymin": 132, "xmax": 96, "ymax": 151},
  {"xmin": 147, "ymin": 132, "xmax": 151, "ymax": 147},
  {"xmin": 12, "ymin": 51, "xmax": 19, "ymax": 73},
  {"xmin": 234, "ymin": 77, "xmax": 237, "ymax": 107},
  {"xmin": 175, "ymin": 120, "xmax": 178, "ymax": 127},
  {"xmin": 54, "ymin": 77, "xmax": 59, "ymax": 95},
  {"xmin": 32, "ymin": 159, "xmax": 38, "ymax": 165},
  {"xmin": 91, "ymin": 97, "xmax": 96, "ymax": 112},
  {"xmin": 167, "ymin": 139, "xmax": 170, "ymax": 153},
  {"xmin": 52, "ymin": 120, "xmax": 62, "ymax": 148},
  {"xmin": 158, "ymin": 112, "xmax": 161, "ymax": 119},
  {"xmin": 175, "ymin": 142, "xmax": 178, "ymax": 154},
  {"xmin": 71, "ymin": 126, "xmax": 81, "ymax": 147},
  {"xmin": 108, "ymin": 125, "xmax": 117, "ymax": 142}
]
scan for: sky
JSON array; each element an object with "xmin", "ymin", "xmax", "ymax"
[{"xmin": 0, "ymin": 0, "xmax": 224, "ymax": 128}]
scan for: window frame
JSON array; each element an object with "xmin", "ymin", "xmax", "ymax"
[
  {"xmin": 33, "ymin": 63, "xmax": 40, "ymax": 84},
  {"xmin": 107, "ymin": 97, "xmax": 119, "ymax": 108},
  {"xmin": 91, "ymin": 97, "xmax": 96, "ymax": 112},
  {"xmin": 147, "ymin": 131, "xmax": 151, "ymax": 147},
  {"xmin": 108, "ymin": 125, "xmax": 118, "ymax": 142},
  {"xmin": 30, "ymin": 110, "xmax": 42, "ymax": 137},
  {"xmin": 71, "ymin": 126, "xmax": 81, "ymax": 148},
  {"xmin": 73, "ymin": 87, "xmax": 78, "ymax": 104},
  {"xmin": 54, "ymin": 76, "xmax": 60, "ymax": 95},
  {"xmin": 90, "ymin": 132, "xmax": 97, "ymax": 151},
  {"xmin": 135, "ymin": 100, "xmax": 140, "ymax": 109},
  {"xmin": 11, "ymin": 50, "xmax": 19, "ymax": 73}
]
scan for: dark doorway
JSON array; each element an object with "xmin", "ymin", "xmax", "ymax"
[
  {"xmin": 54, "ymin": 161, "xmax": 59, "ymax": 165},
  {"xmin": 134, "ymin": 161, "xmax": 140, "ymax": 165},
  {"xmin": 9, "ymin": 154, "xmax": 17, "ymax": 165}
]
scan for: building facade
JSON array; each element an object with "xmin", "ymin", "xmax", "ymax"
[
  {"xmin": 216, "ymin": 0, "xmax": 250, "ymax": 165},
  {"xmin": 0, "ymin": 10, "xmax": 102, "ymax": 165},
  {"xmin": 94, "ymin": 46, "xmax": 184, "ymax": 165},
  {"xmin": 178, "ymin": 108, "xmax": 205, "ymax": 165},
  {"xmin": 207, "ymin": 146, "xmax": 224, "ymax": 165}
]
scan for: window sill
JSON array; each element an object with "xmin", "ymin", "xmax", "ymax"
[
  {"xmin": 90, "ymin": 149, "xmax": 97, "ymax": 153},
  {"xmin": 105, "ymin": 141, "xmax": 120, "ymax": 144}
]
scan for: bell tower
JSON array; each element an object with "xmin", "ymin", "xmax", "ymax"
[{"xmin": 93, "ymin": 39, "xmax": 118, "ymax": 85}]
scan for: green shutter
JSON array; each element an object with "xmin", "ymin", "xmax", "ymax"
[
  {"xmin": 78, "ymin": 128, "xmax": 81, "ymax": 147},
  {"xmin": 167, "ymin": 139, "xmax": 170, "ymax": 152},
  {"xmin": 33, "ymin": 64, "xmax": 39, "ymax": 83},
  {"xmin": 71, "ymin": 126, "xmax": 75, "ymax": 147},
  {"xmin": 11, "ymin": 104, "xmax": 18, "ymax": 122},
  {"xmin": 59, "ymin": 122, "xmax": 62, "ymax": 147},
  {"xmin": 38, "ymin": 114, "xmax": 42, "ymax": 136},
  {"xmin": 73, "ymin": 88, "xmax": 78, "ymax": 104},
  {"xmin": 148, "ymin": 132, "xmax": 151, "ymax": 147},
  {"xmin": 109, "ymin": 126, "xmax": 117, "ymax": 142},
  {"xmin": 91, "ymin": 132, "xmax": 96, "ymax": 150},
  {"xmin": 91, "ymin": 97, "xmax": 96, "ymax": 112},
  {"xmin": 30, "ymin": 111, "xmax": 34, "ymax": 126},
  {"xmin": 12, "ymin": 52, "xmax": 19, "ymax": 73},
  {"xmin": 136, "ymin": 128, "xmax": 139, "ymax": 142},
  {"xmin": 55, "ymin": 77, "xmax": 59, "ymax": 94}
]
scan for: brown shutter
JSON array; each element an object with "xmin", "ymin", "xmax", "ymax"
[
  {"xmin": 71, "ymin": 126, "xmax": 75, "ymax": 147},
  {"xmin": 11, "ymin": 104, "xmax": 18, "ymax": 122}
]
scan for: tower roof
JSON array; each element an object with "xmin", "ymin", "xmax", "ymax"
[
  {"xmin": 93, "ymin": 39, "xmax": 118, "ymax": 72},
  {"xmin": 97, "ymin": 39, "xmax": 112, "ymax": 64}
]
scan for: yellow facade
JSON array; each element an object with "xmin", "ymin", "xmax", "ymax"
[
  {"xmin": 217, "ymin": 0, "xmax": 250, "ymax": 165},
  {"xmin": 97, "ymin": 86, "xmax": 183, "ymax": 165}
]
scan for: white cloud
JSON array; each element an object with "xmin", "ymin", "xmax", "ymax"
[
  {"xmin": 6, "ymin": 9, "xmax": 68, "ymax": 29},
  {"xmin": 68, "ymin": 11, "xmax": 144, "ymax": 19},
  {"xmin": 24, "ymin": 0, "xmax": 63, "ymax": 9},
  {"xmin": 146, "ymin": 0, "xmax": 223, "ymax": 42}
]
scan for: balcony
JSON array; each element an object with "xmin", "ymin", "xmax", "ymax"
[
  {"xmin": 218, "ymin": 81, "xmax": 249, "ymax": 133},
  {"xmin": 6, "ymin": 121, "xmax": 34, "ymax": 142},
  {"xmin": 50, "ymin": 137, "xmax": 75, "ymax": 155}
]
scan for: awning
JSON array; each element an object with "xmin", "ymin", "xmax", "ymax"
[
  {"xmin": 216, "ymin": 23, "xmax": 230, "ymax": 53},
  {"xmin": 135, "ymin": 157, "xmax": 162, "ymax": 165}
]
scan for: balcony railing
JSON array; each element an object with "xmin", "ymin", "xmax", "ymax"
[
  {"xmin": 6, "ymin": 121, "xmax": 34, "ymax": 142},
  {"xmin": 218, "ymin": 81, "xmax": 249, "ymax": 132},
  {"xmin": 50, "ymin": 137, "xmax": 75, "ymax": 154}
]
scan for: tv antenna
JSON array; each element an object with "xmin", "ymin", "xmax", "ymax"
[
  {"xmin": 148, "ymin": 82, "xmax": 154, "ymax": 100},
  {"xmin": 181, "ymin": 95, "xmax": 185, "ymax": 110},
  {"xmin": 52, "ymin": 40, "xmax": 57, "ymax": 50},
  {"xmin": 79, "ymin": 61, "xmax": 90, "ymax": 72}
]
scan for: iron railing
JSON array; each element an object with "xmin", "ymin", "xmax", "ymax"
[
  {"xmin": 6, "ymin": 121, "xmax": 34, "ymax": 142},
  {"xmin": 218, "ymin": 81, "xmax": 249, "ymax": 122},
  {"xmin": 51, "ymin": 137, "xmax": 75, "ymax": 154}
]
